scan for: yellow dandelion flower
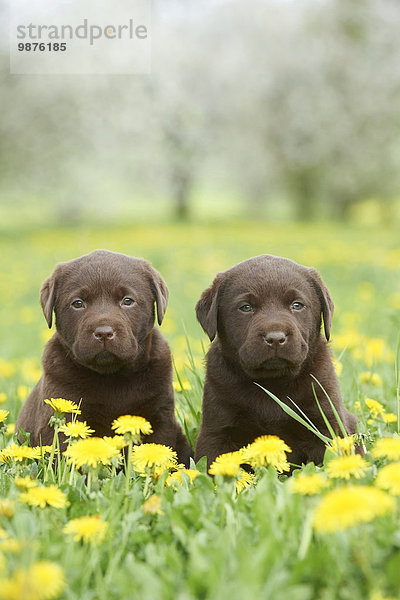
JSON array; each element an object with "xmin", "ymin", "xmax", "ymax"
[
  {"xmin": 14, "ymin": 476, "xmax": 38, "ymax": 490},
  {"xmin": 6, "ymin": 424, "xmax": 15, "ymax": 436},
  {"xmin": 357, "ymin": 281, "xmax": 375, "ymax": 301},
  {"xmin": 0, "ymin": 553, "xmax": 5, "ymax": 575},
  {"xmin": 0, "ymin": 500, "xmax": 14, "ymax": 518},
  {"xmin": 313, "ymin": 485, "xmax": 394, "ymax": 532},
  {"xmin": 166, "ymin": 468, "xmax": 200, "ymax": 487},
  {"xmin": 16, "ymin": 385, "xmax": 29, "ymax": 402},
  {"xmin": 111, "ymin": 415, "xmax": 153, "ymax": 437},
  {"xmin": 19, "ymin": 358, "xmax": 42, "ymax": 384},
  {"xmin": 131, "ymin": 443, "xmax": 177, "ymax": 473},
  {"xmin": 358, "ymin": 372, "xmax": 383, "ymax": 387},
  {"xmin": 35, "ymin": 446, "xmax": 58, "ymax": 455},
  {"xmin": 136, "ymin": 465, "xmax": 169, "ymax": 479},
  {"xmin": 353, "ymin": 401, "xmax": 361, "ymax": 411},
  {"xmin": 43, "ymin": 398, "xmax": 81, "ymax": 415},
  {"xmin": 29, "ymin": 561, "xmax": 65, "ymax": 600},
  {"xmin": 371, "ymin": 437, "xmax": 400, "ymax": 461},
  {"xmin": 376, "ymin": 462, "xmax": 400, "ymax": 495},
  {"xmin": 102, "ymin": 435, "xmax": 128, "ymax": 450},
  {"xmin": 383, "ymin": 413, "xmax": 397, "ymax": 424},
  {"xmin": 326, "ymin": 454, "xmax": 369, "ymax": 480},
  {"xmin": 365, "ymin": 398, "xmax": 386, "ymax": 419},
  {"xmin": 0, "ymin": 577, "xmax": 20, "ymax": 600},
  {"xmin": 389, "ymin": 291, "xmax": 400, "ymax": 309},
  {"xmin": 63, "ymin": 515, "xmax": 108, "ymax": 544},
  {"xmin": 334, "ymin": 361, "xmax": 343, "ymax": 377},
  {"xmin": 208, "ymin": 451, "xmax": 244, "ymax": 477},
  {"xmin": 143, "ymin": 494, "xmax": 163, "ymax": 515},
  {"xmin": 160, "ymin": 315, "xmax": 175, "ymax": 334},
  {"xmin": 19, "ymin": 485, "xmax": 68, "ymax": 509},
  {"xmin": 64, "ymin": 437, "xmax": 121, "ymax": 469},
  {"xmin": 291, "ymin": 472, "xmax": 329, "ymax": 495},
  {"xmin": 173, "ymin": 379, "xmax": 192, "ymax": 392},
  {"xmin": 327, "ymin": 435, "xmax": 357, "ymax": 456},
  {"xmin": 370, "ymin": 591, "xmax": 396, "ymax": 600},
  {"xmin": 242, "ymin": 435, "xmax": 292, "ymax": 472},
  {"xmin": 331, "ymin": 328, "xmax": 360, "ymax": 351},
  {"xmin": 0, "ymin": 393, "xmax": 7, "ymax": 404},
  {"xmin": 0, "ymin": 443, "xmax": 41, "ymax": 463},
  {"xmin": 59, "ymin": 421, "xmax": 94, "ymax": 439},
  {"xmin": 0, "ymin": 538, "xmax": 23, "ymax": 554},
  {"xmin": 236, "ymin": 469, "xmax": 256, "ymax": 493},
  {"xmin": 0, "ymin": 410, "xmax": 9, "ymax": 424},
  {"xmin": 0, "ymin": 561, "xmax": 65, "ymax": 600},
  {"xmin": 363, "ymin": 338, "xmax": 394, "ymax": 367},
  {"xmin": 41, "ymin": 328, "xmax": 54, "ymax": 343},
  {"xmin": 0, "ymin": 359, "xmax": 16, "ymax": 378}
]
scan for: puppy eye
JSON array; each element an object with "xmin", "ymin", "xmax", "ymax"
[
  {"xmin": 291, "ymin": 301, "xmax": 304, "ymax": 311},
  {"xmin": 122, "ymin": 297, "xmax": 135, "ymax": 306},
  {"xmin": 71, "ymin": 299, "xmax": 84, "ymax": 309},
  {"xmin": 239, "ymin": 304, "xmax": 253, "ymax": 313}
]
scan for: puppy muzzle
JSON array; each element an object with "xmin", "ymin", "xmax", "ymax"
[
  {"xmin": 238, "ymin": 328, "xmax": 308, "ymax": 380},
  {"xmin": 71, "ymin": 322, "xmax": 140, "ymax": 373}
]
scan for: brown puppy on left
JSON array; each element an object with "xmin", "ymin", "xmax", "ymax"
[{"xmin": 16, "ymin": 249, "xmax": 192, "ymax": 466}]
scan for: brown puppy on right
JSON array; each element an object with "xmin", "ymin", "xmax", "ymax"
[{"xmin": 194, "ymin": 254, "xmax": 357, "ymax": 468}]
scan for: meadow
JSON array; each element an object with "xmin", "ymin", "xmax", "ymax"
[{"xmin": 0, "ymin": 219, "xmax": 400, "ymax": 600}]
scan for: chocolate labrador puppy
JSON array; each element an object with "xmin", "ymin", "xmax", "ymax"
[
  {"xmin": 17, "ymin": 250, "xmax": 192, "ymax": 465},
  {"xmin": 194, "ymin": 254, "xmax": 357, "ymax": 468}
]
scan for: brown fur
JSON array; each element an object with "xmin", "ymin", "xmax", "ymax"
[
  {"xmin": 194, "ymin": 254, "xmax": 357, "ymax": 468},
  {"xmin": 16, "ymin": 250, "xmax": 192, "ymax": 465}
]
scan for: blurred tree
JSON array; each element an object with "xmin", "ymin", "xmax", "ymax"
[
  {"xmin": 208, "ymin": 0, "xmax": 400, "ymax": 220},
  {"xmin": 1, "ymin": 0, "xmax": 400, "ymax": 223}
]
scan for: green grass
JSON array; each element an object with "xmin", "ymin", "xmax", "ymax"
[{"xmin": 0, "ymin": 220, "xmax": 400, "ymax": 600}]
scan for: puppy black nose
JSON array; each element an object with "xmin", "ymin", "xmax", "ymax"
[
  {"xmin": 93, "ymin": 326, "xmax": 115, "ymax": 341},
  {"xmin": 264, "ymin": 331, "xmax": 287, "ymax": 346}
]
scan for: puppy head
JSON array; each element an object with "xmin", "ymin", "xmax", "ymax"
[
  {"xmin": 196, "ymin": 255, "xmax": 334, "ymax": 380},
  {"xmin": 40, "ymin": 250, "xmax": 168, "ymax": 374}
]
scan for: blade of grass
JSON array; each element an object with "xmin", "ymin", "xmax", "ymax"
[
  {"xmin": 255, "ymin": 383, "xmax": 331, "ymax": 444},
  {"xmin": 172, "ymin": 356, "xmax": 198, "ymax": 423},
  {"xmin": 311, "ymin": 383, "xmax": 336, "ymax": 439},
  {"xmin": 286, "ymin": 395, "xmax": 323, "ymax": 431},
  {"xmin": 310, "ymin": 374, "xmax": 348, "ymax": 437},
  {"xmin": 181, "ymin": 322, "xmax": 205, "ymax": 388},
  {"xmin": 332, "ymin": 344, "xmax": 348, "ymax": 366}
]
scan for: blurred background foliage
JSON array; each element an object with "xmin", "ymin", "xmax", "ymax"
[{"xmin": 1, "ymin": 0, "xmax": 400, "ymax": 228}]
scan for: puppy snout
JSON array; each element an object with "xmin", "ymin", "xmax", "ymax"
[
  {"xmin": 93, "ymin": 325, "xmax": 115, "ymax": 342},
  {"xmin": 264, "ymin": 331, "xmax": 287, "ymax": 347}
]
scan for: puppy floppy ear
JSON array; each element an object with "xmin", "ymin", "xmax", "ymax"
[
  {"xmin": 148, "ymin": 266, "xmax": 169, "ymax": 326},
  {"xmin": 40, "ymin": 272, "xmax": 57, "ymax": 329},
  {"xmin": 308, "ymin": 268, "xmax": 334, "ymax": 341},
  {"xmin": 196, "ymin": 274, "xmax": 223, "ymax": 341}
]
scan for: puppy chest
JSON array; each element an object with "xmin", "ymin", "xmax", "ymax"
[{"xmin": 73, "ymin": 380, "xmax": 156, "ymax": 421}]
